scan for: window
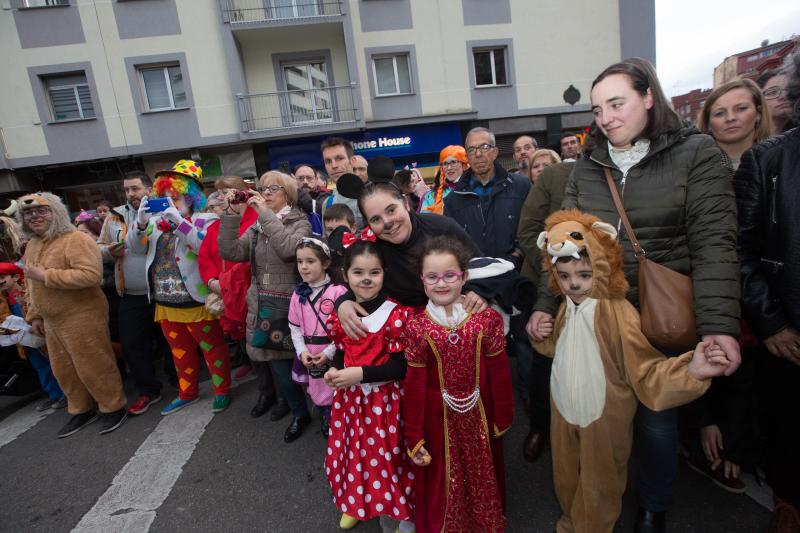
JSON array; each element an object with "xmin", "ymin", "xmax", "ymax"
[
  {"xmin": 372, "ymin": 55, "xmax": 412, "ymax": 96},
  {"xmin": 270, "ymin": 0, "xmax": 319, "ymax": 18},
  {"xmin": 44, "ymin": 73, "xmax": 95, "ymax": 121},
  {"xmin": 282, "ymin": 62, "xmax": 332, "ymax": 124},
  {"xmin": 23, "ymin": 0, "xmax": 68, "ymax": 6},
  {"xmin": 473, "ymin": 48, "xmax": 507, "ymax": 87},
  {"xmin": 138, "ymin": 64, "xmax": 187, "ymax": 111}
]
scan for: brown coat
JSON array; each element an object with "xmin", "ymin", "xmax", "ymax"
[
  {"xmin": 218, "ymin": 208, "xmax": 311, "ymax": 362},
  {"xmin": 23, "ymin": 230, "xmax": 125, "ymax": 414}
]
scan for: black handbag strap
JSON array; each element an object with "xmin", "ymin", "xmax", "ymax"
[{"xmin": 603, "ymin": 167, "xmax": 646, "ymax": 261}]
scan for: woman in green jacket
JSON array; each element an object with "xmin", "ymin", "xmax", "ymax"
[{"xmin": 527, "ymin": 58, "xmax": 741, "ymax": 533}]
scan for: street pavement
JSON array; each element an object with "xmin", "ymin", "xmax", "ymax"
[{"xmin": 0, "ymin": 366, "xmax": 770, "ymax": 533}]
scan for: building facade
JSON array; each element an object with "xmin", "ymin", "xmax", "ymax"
[
  {"xmin": 713, "ymin": 37, "xmax": 799, "ymax": 87},
  {"xmin": 0, "ymin": 0, "xmax": 655, "ymax": 211},
  {"xmin": 671, "ymin": 88, "xmax": 711, "ymax": 124}
]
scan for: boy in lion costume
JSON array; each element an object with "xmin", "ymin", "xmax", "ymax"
[{"xmin": 532, "ymin": 209, "xmax": 732, "ymax": 533}]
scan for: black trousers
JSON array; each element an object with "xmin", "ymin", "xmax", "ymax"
[
  {"xmin": 528, "ymin": 350, "xmax": 552, "ymax": 435},
  {"xmin": 118, "ymin": 294, "xmax": 164, "ymax": 397}
]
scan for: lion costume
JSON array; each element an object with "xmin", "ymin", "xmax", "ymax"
[{"xmin": 532, "ymin": 209, "xmax": 710, "ymax": 533}]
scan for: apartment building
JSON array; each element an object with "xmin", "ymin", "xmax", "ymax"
[{"xmin": 0, "ymin": 0, "xmax": 654, "ymax": 211}]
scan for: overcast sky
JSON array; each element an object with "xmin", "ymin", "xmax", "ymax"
[{"xmin": 656, "ymin": 0, "xmax": 800, "ymax": 96}]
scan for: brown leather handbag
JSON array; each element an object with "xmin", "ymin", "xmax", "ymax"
[{"xmin": 603, "ymin": 168, "xmax": 698, "ymax": 352}]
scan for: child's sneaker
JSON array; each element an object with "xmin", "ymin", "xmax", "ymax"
[
  {"xmin": 339, "ymin": 513, "xmax": 359, "ymax": 530},
  {"xmin": 36, "ymin": 397, "xmax": 63, "ymax": 412},
  {"xmin": 99, "ymin": 409, "xmax": 128, "ymax": 435},
  {"xmin": 56, "ymin": 411, "xmax": 98, "ymax": 438},
  {"xmin": 160, "ymin": 397, "xmax": 199, "ymax": 416},
  {"xmin": 212, "ymin": 395, "xmax": 231, "ymax": 413}
]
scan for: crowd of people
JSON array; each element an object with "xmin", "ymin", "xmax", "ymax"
[{"xmin": 1, "ymin": 54, "xmax": 798, "ymax": 533}]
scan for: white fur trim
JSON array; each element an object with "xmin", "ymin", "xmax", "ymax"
[{"xmin": 467, "ymin": 257, "xmax": 515, "ymax": 279}]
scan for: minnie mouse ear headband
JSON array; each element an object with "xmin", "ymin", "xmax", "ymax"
[
  {"xmin": 298, "ymin": 237, "xmax": 331, "ymax": 258},
  {"xmin": 335, "ymin": 173, "xmax": 364, "ymax": 200},
  {"xmin": 75, "ymin": 209, "xmax": 96, "ymax": 223},
  {"xmin": 342, "ymin": 227, "xmax": 376, "ymax": 248},
  {"xmin": 367, "ymin": 156, "xmax": 395, "ymax": 184}
]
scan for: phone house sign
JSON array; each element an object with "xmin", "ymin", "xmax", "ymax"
[{"xmin": 352, "ymin": 136, "xmax": 412, "ymax": 152}]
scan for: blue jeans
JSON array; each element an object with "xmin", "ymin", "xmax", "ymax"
[
  {"xmin": 269, "ymin": 358, "xmax": 309, "ymax": 419},
  {"xmin": 27, "ymin": 348, "xmax": 63, "ymax": 400},
  {"xmin": 634, "ymin": 403, "xmax": 679, "ymax": 512}
]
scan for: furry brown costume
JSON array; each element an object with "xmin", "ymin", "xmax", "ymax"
[
  {"xmin": 20, "ymin": 193, "xmax": 126, "ymax": 416},
  {"xmin": 533, "ymin": 209, "xmax": 710, "ymax": 533}
]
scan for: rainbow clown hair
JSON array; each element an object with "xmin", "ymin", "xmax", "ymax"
[{"xmin": 153, "ymin": 172, "xmax": 207, "ymax": 212}]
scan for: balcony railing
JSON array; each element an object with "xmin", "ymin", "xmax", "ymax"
[
  {"xmin": 222, "ymin": 0, "xmax": 342, "ymax": 25},
  {"xmin": 237, "ymin": 85, "xmax": 358, "ymax": 133}
]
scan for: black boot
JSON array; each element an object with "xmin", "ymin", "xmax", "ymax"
[
  {"xmin": 634, "ymin": 507, "xmax": 666, "ymax": 533},
  {"xmin": 269, "ymin": 396, "xmax": 290, "ymax": 421},
  {"xmin": 250, "ymin": 393, "xmax": 276, "ymax": 418},
  {"xmin": 284, "ymin": 415, "xmax": 311, "ymax": 443}
]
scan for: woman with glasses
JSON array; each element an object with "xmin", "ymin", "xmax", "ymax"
[
  {"xmin": 219, "ymin": 171, "xmax": 314, "ymax": 443},
  {"xmin": 419, "ymin": 146, "xmax": 469, "ymax": 215},
  {"xmin": 17, "ymin": 192, "xmax": 128, "ymax": 438},
  {"xmin": 698, "ymin": 79, "xmax": 772, "ymax": 174}
]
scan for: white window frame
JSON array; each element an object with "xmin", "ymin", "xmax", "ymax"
[
  {"xmin": 371, "ymin": 54, "xmax": 412, "ymax": 97},
  {"xmin": 472, "ymin": 47, "xmax": 508, "ymax": 88},
  {"xmin": 137, "ymin": 64, "xmax": 185, "ymax": 112},
  {"xmin": 45, "ymin": 74, "xmax": 94, "ymax": 121}
]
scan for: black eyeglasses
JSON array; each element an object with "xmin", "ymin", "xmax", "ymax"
[{"xmin": 465, "ymin": 143, "xmax": 495, "ymax": 155}]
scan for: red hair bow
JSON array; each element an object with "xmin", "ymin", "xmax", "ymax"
[{"xmin": 342, "ymin": 227, "xmax": 377, "ymax": 248}]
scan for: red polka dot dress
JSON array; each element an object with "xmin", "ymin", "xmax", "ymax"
[{"xmin": 325, "ymin": 298, "xmax": 415, "ymax": 522}]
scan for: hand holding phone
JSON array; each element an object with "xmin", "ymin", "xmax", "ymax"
[{"xmin": 146, "ymin": 197, "xmax": 171, "ymax": 213}]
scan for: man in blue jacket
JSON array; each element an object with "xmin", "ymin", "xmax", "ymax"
[{"xmin": 443, "ymin": 127, "xmax": 530, "ymax": 268}]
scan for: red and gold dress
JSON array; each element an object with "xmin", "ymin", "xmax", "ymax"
[
  {"xmin": 324, "ymin": 299, "xmax": 415, "ymax": 522},
  {"xmin": 403, "ymin": 306, "xmax": 514, "ymax": 533}
]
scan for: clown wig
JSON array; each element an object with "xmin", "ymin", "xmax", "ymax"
[{"xmin": 153, "ymin": 172, "xmax": 207, "ymax": 212}]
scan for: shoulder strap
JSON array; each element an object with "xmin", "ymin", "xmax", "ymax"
[{"xmin": 602, "ymin": 167, "xmax": 646, "ymax": 259}]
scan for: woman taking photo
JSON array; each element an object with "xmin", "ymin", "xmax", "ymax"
[
  {"xmin": 218, "ymin": 171, "xmax": 313, "ymax": 443},
  {"xmin": 527, "ymin": 58, "xmax": 741, "ymax": 533},
  {"xmin": 698, "ymin": 78, "xmax": 772, "ymax": 174}
]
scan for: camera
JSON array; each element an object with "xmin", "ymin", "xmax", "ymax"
[{"xmin": 230, "ymin": 190, "xmax": 252, "ymax": 205}]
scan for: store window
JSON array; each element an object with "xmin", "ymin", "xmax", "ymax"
[
  {"xmin": 473, "ymin": 47, "xmax": 507, "ymax": 87},
  {"xmin": 138, "ymin": 64, "xmax": 187, "ymax": 111},
  {"xmin": 43, "ymin": 72, "xmax": 95, "ymax": 121},
  {"xmin": 23, "ymin": 0, "xmax": 69, "ymax": 6},
  {"xmin": 372, "ymin": 54, "xmax": 412, "ymax": 96}
]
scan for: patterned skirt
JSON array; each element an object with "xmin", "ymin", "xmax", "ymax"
[{"xmin": 325, "ymin": 381, "xmax": 414, "ymax": 521}]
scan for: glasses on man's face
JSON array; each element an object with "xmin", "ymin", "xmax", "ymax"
[
  {"xmin": 465, "ymin": 143, "xmax": 495, "ymax": 155},
  {"xmin": 257, "ymin": 185, "xmax": 285, "ymax": 194},
  {"xmin": 420, "ymin": 271, "xmax": 464, "ymax": 285},
  {"xmin": 295, "ymin": 175, "xmax": 316, "ymax": 183},
  {"xmin": 763, "ymin": 86, "xmax": 785, "ymax": 100},
  {"xmin": 441, "ymin": 160, "xmax": 463, "ymax": 168},
  {"xmin": 22, "ymin": 207, "xmax": 52, "ymax": 219}
]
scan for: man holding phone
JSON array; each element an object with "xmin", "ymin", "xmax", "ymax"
[{"xmin": 98, "ymin": 171, "xmax": 171, "ymax": 415}]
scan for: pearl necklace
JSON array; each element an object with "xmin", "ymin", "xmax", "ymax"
[{"xmin": 442, "ymin": 387, "xmax": 481, "ymax": 413}]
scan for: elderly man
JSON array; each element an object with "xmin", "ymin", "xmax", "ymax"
[
  {"xmin": 351, "ymin": 155, "xmax": 369, "ymax": 183},
  {"xmin": 19, "ymin": 192, "xmax": 127, "ymax": 438}
]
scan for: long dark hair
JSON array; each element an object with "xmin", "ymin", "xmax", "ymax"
[{"xmin": 590, "ymin": 57, "xmax": 682, "ymax": 146}]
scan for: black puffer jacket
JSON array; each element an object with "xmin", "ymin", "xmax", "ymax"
[
  {"xmin": 536, "ymin": 126, "xmax": 740, "ymax": 338},
  {"xmin": 734, "ymin": 127, "xmax": 800, "ymax": 339},
  {"xmin": 443, "ymin": 161, "xmax": 530, "ymax": 266}
]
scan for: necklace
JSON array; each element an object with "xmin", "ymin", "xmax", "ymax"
[
  {"xmin": 442, "ymin": 387, "xmax": 480, "ymax": 413},
  {"xmin": 443, "ymin": 313, "xmax": 461, "ymax": 345}
]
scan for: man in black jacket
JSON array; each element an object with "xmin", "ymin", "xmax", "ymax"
[
  {"xmin": 443, "ymin": 127, "xmax": 530, "ymax": 267},
  {"xmin": 735, "ymin": 52, "xmax": 800, "ymax": 532}
]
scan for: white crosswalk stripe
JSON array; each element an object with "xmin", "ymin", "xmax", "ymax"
[{"xmin": 0, "ymin": 403, "xmax": 52, "ymax": 449}]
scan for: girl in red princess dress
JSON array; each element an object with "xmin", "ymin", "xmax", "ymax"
[
  {"xmin": 324, "ymin": 229, "xmax": 415, "ymax": 532},
  {"xmin": 403, "ymin": 236, "xmax": 514, "ymax": 533}
]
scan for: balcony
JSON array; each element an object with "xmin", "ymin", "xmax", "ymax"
[
  {"xmin": 221, "ymin": 0, "xmax": 343, "ymax": 26},
  {"xmin": 237, "ymin": 84, "xmax": 358, "ymax": 134}
]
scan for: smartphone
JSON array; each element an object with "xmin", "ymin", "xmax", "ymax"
[{"xmin": 146, "ymin": 197, "xmax": 170, "ymax": 213}]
